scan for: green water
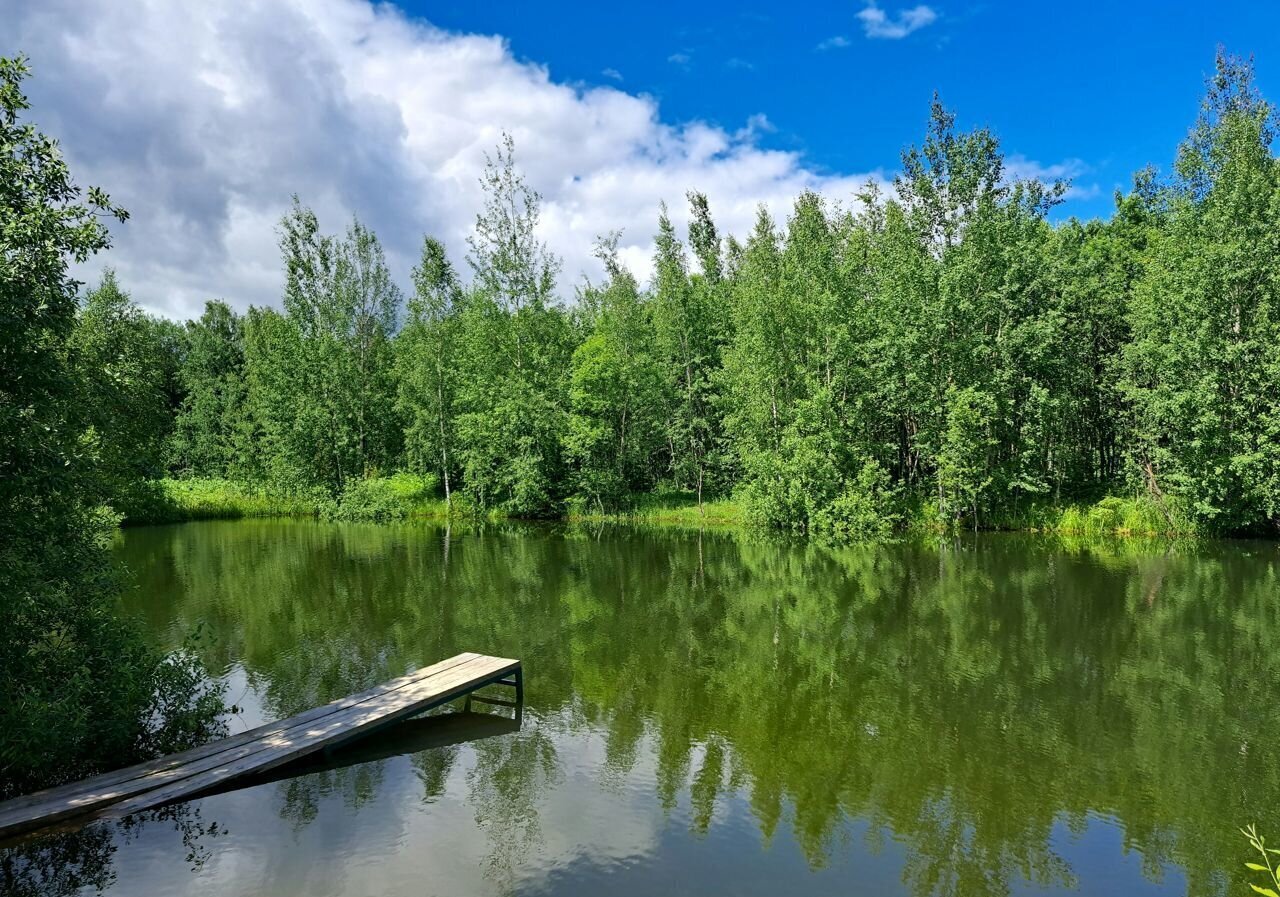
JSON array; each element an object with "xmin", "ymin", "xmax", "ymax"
[{"xmin": 19, "ymin": 521, "xmax": 1280, "ymax": 896}]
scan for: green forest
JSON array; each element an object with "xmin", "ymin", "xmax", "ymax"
[
  {"xmin": 28, "ymin": 49, "xmax": 1280, "ymax": 541},
  {"xmin": 5, "ymin": 31, "xmax": 1280, "ymax": 893},
  {"xmin": 4, "ymin": 46, "xmax": 1280, "ymax": 789}
]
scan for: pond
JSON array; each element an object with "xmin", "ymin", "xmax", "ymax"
[{"xmin": 13, "ymin": 520, "xmax": 1280, "ymax": 896}]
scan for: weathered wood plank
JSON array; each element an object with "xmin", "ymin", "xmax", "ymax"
[
  {"xmin": 0, "ymin": 652, "xmax": 482, "ymax": 822},
  {"xmin": 101, "ymin": 655, "xmax": 518, "ymax": 819},
  {"xmin": 0, "ymin": 652, "xmax": 519, "ymax": 840}
]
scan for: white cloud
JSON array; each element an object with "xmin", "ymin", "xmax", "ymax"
[
  {"xmin": 1004, "ymin": 154, "xmax": 1098, "ymax": 200},
  {"xmin": 816, "ymin": 35, "xmax": 853, "ymax": 51},
  {"xmin": 6, "ymin": 0, "xmax": 886, "ymax": 319},
  {"xmin": 735, "ymin": 113, "xmax": 776, "ymax": 141},
  {"xmin": 857, "ymin": 3, "xmax": 938, "ymax": 39},
  {"xmin": 601, "ymin": 67, "xmax": 623, "ymax": 81},
  {"xmin": 667, "ymin": 52, "xmax": 691, "ymax": 66},
  {"xmin": 8, "ymin": 0, "xmax": 1076, "ymax": 321}
]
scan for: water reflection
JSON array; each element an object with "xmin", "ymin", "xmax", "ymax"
[
  {"xmin": 9, "ymin": 522, "xmax": 1280, "ymax": 896},
  {"xmin": 1, "ymin": 803, "xmax": 224, "ymax": 897}
]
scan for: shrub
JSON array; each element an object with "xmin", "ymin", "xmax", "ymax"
[
  {"xmin": 121, "ymin": 478, "xmax": 324, "ymax": 524},
  {"xmin": 327, "ymin": 472, "xmax": 441, "ymax": 522},
  {"xmin": 811, "ymin": 461, "xmax": 902, "ymax": 541}
]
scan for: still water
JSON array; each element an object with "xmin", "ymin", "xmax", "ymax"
[{"xmin": 22, "ymin": 521, "xmax": 1280, "ymax": 895}]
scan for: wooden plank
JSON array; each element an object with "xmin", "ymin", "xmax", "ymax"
[
  {"xmin": 2, "ymin": 654, "xmax": 512, "ymax": 835},
  {"xmin": 0, "ymin": 652, "xmax": 482, "ymax": 821},
  {"xmin": 0, "ymin": 652, "xmax": 485, "ymax": 835},
  {"xmin": 101, "ymin": 656, "xmax": 518, "ymax": 819},
  {"xmin": 0, "ymin": 653, "xmax": 519, "ymax": 840}
]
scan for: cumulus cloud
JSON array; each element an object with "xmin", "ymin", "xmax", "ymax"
[
  {"xmin": 5, "ymin": 0, "xmax": 888, "ymax": 318},
  {"xmin": 857, "ymin": 3, "xmax": 938, "ymax": 39},
  {"xmin": 816, "ymin": 35, "xmax": 853, "ymax": 51},
  {"xmin": 1004, "ymin": 154, "xmax": 1098, "ymax": 200},
  {"xmin": 7, "ymin": 0, "xmax": 1073, "ymax": 321}
]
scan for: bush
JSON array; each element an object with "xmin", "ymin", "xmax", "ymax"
[
  {"xmin": 1048, "ymin": 495, "xmax": 1197, "ymax": 537},
  {"xmin": 740, "ymin": 429, "xmax": 843, "ymax": 535},
  {"xmin": 142, "ymin": 626, "xmax": 231, "ymax": 757},
  {"xmin": 811, "ymin": 461, "xmax": 902, "ymax": 541},
  {"xmin": 742, "ymin": 448, "xmax": 902, "ymax": 542},
  {"xmin": 327, "ymin": 472, "xmax": 441, "ymax": 522},
  {"xmin": 121, "ymin": 478, "xmax": 323, "ymax": 524}
]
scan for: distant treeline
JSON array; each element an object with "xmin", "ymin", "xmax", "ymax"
[{"xmin": 80, "ymin": 50, "xmax": 1280, "ymax": 537}]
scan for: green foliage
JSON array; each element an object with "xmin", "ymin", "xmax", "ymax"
[
  {"xmin": 123, "ymin": 477, "xmax": 324, "ymax": 524},
  {"xmin": 653, "ymin": 197, "xmax": 731, "ymax": 508},
  {"xmin": 0, "ymin": 56, "xmax": 224, "ymax": 794},
  {"xmin": 70, "ymin": 271, "xmax": 179, "ymax": 511},
  {"xmin": 937, "ymin": 386, "xmax": 998, "ymax": 526},
  {"xmin": 739, "ymin": 407, "xmax": 845, "ymax": 535},
  {"xmin": 1242, "ymin": 825, "xmax": 1280, "ymax": 897},
  {"xmin": 451, "ymin": 135, "xmax": 574, "ymax": 517},
  {"xmin": 569, "ymin": 490, "xmax": 743, "ymax": 527},
  {"xmin": 244, "ymin": 201, "xmax": 403, "ymax": 497},
  {"xmin": 811, "ymin": 460, "xmax": 902, "ymax": 540},
  {"xmin": 142, "ymin": 626, "xmax": 232, "ymax": 758},
  {"xmin": 167, "ymin": 300, "xmax": 249, "ymax": 478},
  {"xmin": 1121, "ymin": 51, "xmax": 1280, "ymax": 534},
  {"xmin": 121, "ymin": 475, "xmax": 446, "ymax": 524},
  {"xmin": 325, "ymin": 472, "xmax": 441, "ymax": 522},
  {"xmin": 959, "ymin": 494, "xmax": 1196, "ymax": 537},
  {"xmin": 397, "ymin": 236, "xmax": 462, "ymax": 506},
  {"xmin": 565, "ymin": 236, "xmax": 666, "ymax": 511},
  {"xmin": 27, "ymin": 50, "xmax": 1280, "ymax": 544}
]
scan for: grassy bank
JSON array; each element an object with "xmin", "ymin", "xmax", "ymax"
[
  {"xmin": 569, "ymin": 491, "xmax": 744, "ymax": 530},
  {"xmin": 124, "ymin": 478, "xmax": 1205, "ymax": 540},
  {"xmin": 126, "ymin": 478, "xmax": 323, "ymax": 523},
  {"xmin": 585, "ymin": 491, "xmax": 1198, "ymax": 538},
  {"xmin": 121, "ymin": 474, "xmax": 450, "ymax": 526},
  {"xmin": 958, "ymin": 495, "xmax": 1201, "ymax": 538}
]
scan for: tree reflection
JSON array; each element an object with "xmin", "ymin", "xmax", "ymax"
[
  {"xmin": 110, "ymin": 521, "xmax": 1280, "ymax": 896},
  {"xmin": 1, "ymin": 804, "xmax": 222, "ymax": 897}
]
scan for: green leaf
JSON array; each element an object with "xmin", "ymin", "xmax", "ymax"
[{"xmin": 1248, "ymin": 885, "xmax": 1279, "ymax": 897}]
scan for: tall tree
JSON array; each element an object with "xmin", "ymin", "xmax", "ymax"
[
  {"xmin": 336, "ymin": 217, "xmax": 403, "ymax": 475},
  {"xmin": 256, "ymin": 201, "xmax": 403, "ymax": 496},
  {"xmin": 652, "ymin": 200, "xmax": 727, "ymax": 509},
  {"xmin": 892, "ymin": 97, "xmax": 1068, "ymax": 523},
  {"xmin": 1122, "ymin": 50, "xmax": 1280, "ymax": 532},
  {"xmin": 397, "ymin": 236, "xmax": 462, "ymax": 505},
  {"xmin": 565, "ymin": 236, "xmax": 665, "ymax": 510},
  {"xmin": 454, "ymin": 134, "xmax": 573, "ymax": 516},
  {"xmin": 168, "ymin": 300, "xmax": 249, "ymax": 478},
  {"xmin": 0, "ymin": 56, "xmax": 206, "ymax": 791},
  {"xmin": 70, "ymin": 271, "xmax": 177, "ymax": 509}
]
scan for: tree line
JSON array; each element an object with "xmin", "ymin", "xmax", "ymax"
[{"xmin": 65, "ymin": 50, "xmax": 1280, "ymax": 538}]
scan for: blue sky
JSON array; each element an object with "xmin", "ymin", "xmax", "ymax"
[
  {"xmin": 10, "ymin": 0, "xmax": 1280, "ymax": 316},
  {"xmin": 417, "ymin": 0, "xmax": 1278, "ymax": 220}
]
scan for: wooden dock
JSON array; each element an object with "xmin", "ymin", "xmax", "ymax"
[{"xmin": 0, "ymin": 652, "xmax": 521, "ymax": 842}]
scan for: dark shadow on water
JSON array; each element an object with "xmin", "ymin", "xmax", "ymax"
[{"xmin": 187, "ymin": 708, "xmax": 520, "ymax": 801}]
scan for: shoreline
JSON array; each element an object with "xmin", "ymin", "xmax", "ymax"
[{"xmin": 116, "ymin": 477, "xmax": 1235, "ymax": 540}]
